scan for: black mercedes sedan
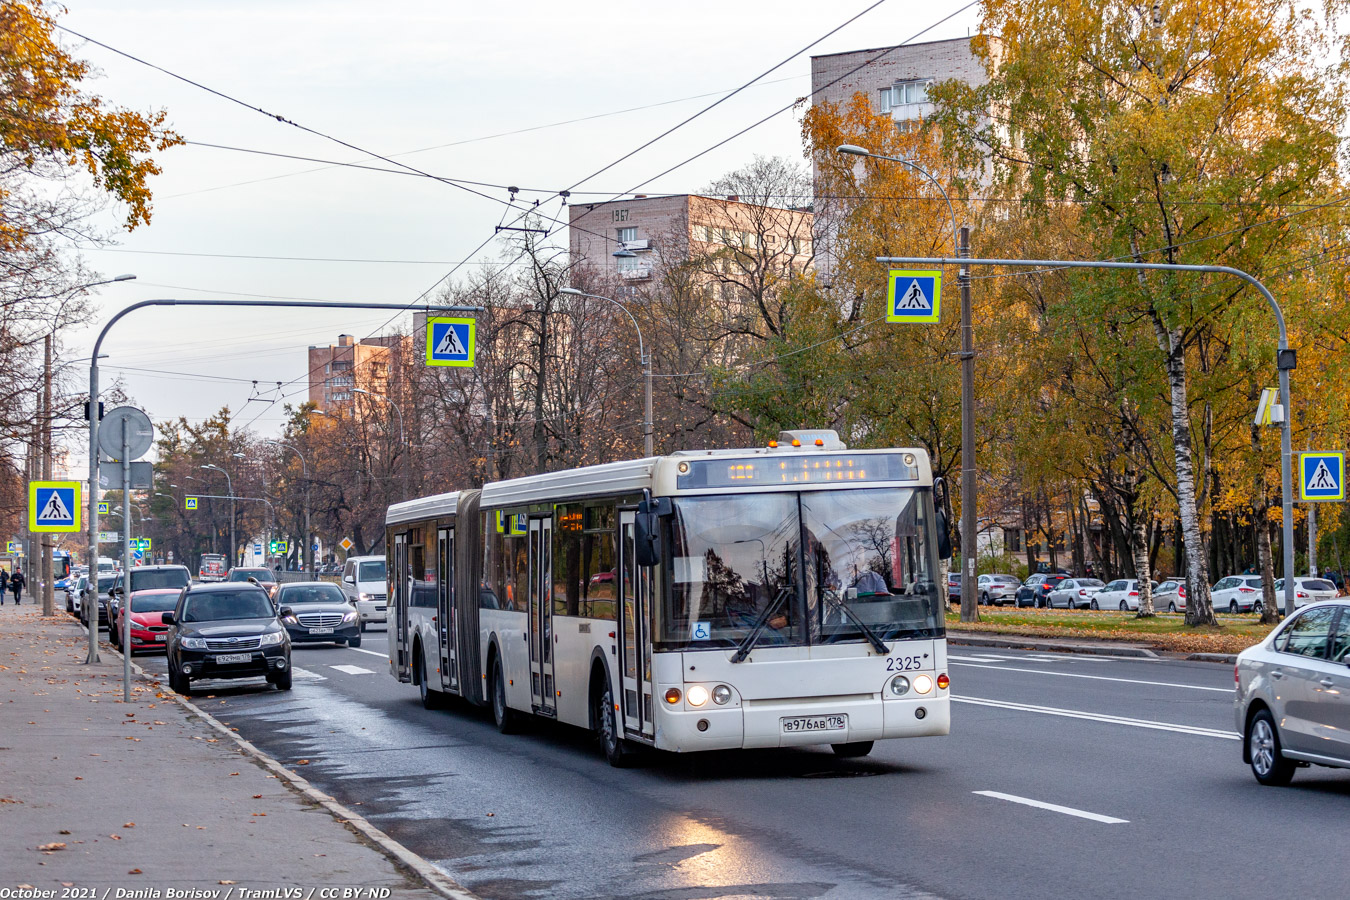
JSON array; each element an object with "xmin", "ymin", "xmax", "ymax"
[
  {"xmin": 162, "ymin": 582, "xmax": 291, "ymax": 694},
  {"xmin": 275, "ymin": 581, "xmax": 362, "ymax": 647}
]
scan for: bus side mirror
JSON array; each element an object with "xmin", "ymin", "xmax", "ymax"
[
  {"xmin": 635, "ymin": 497, "xmax": 670, "ymax": 568},
  {"xmin": 936, "ymin": 509, "xmax": 953, "ymax": 561}
]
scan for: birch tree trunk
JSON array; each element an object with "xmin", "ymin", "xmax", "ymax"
[
  {"xmin": 1161, "ymin": 327, "xmax": 1216, "ymax": 625},
  {"xmin": 1133, "ymin": 516, "xmax": 1156, "ymax": 617}
]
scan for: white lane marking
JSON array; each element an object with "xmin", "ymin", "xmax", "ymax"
[
  {"xmin": 330, "ymin": 664, "xmax": 376, "ymax": 675},
  {"xmin": 953, "ymin": 696, "xmax": 1239, "ymax": 740},
  {"xmin": 948, "ymin": 655, "xmax": 1008, "ymax": 663},
  {"xmin": 973, "ymin": 791, "xmax": 1129, "ymax": 824},
  {"xmin": 348, "ymin": 647, "xmax": 389, "ymax": 659},
  {"xmin": 949, "ymin": 661, "xmax": 1233, "ymax": 692},
  {"xmin": 291, "ymin": 666, "xmax": 326, "ymax": 681}
]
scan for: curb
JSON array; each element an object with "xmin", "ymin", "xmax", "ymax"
[
  {"xmin": 1185, "ymin": 652, "xmax": 1238, "ymax": 664},
  {"xmin": 950, "ymin": 633, "xmax": 1159, "ymax": 659},
  {"xmin": 106, "ymin": 639, "xmax": 479, "ymax": 900}
]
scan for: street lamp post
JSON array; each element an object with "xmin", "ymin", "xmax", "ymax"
[
  {"xmin": 352, "ymin": 388, "xmax": 407, "ymax": 501},
  {"xmin": 85, "ymin": 297, "xmax": 482, "ymax": 668},
  {"xmin": 201, "ymin": 464, "xmax": 234, "ymax": 565},
  {"xmin": 837, "ymin": 145, "xmax": 978, "ymax": 622},
  {"xmin": 558, "ymin": 287, "xmax": 653, "ymax": 457},
  {"xmin": 266, "ymin": 440, "xmax": 311, "ymax": 576}
]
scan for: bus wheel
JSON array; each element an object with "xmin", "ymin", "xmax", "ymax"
[
  {"xmin": 595, "ymin": 680, "xmax": 637, "ymax": 768},
  {"xmin": 831, "ymin": 741, "xmax": 874, "ymax": 758},
  {"xmin": 417, "ymin": 647, "xmax": 445, "ymax": 710},
  {"xmin": 491, "ymin": 657, "xmax": 521, "ymax": 734}
]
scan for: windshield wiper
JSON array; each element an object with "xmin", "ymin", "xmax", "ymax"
[
  {"xmin": 821, "ymin": 591, "xmax": 889, "ymax": 654},
  {"xmin": 731, "ymin": 586, "xmax": 792, "ymax": 664}
]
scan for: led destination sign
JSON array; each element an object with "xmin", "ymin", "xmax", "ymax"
[{"xmin": 674, "ymin": 453, "xmax": 919, "ymax": 489}]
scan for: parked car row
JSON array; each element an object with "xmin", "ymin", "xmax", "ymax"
[{"xmin": 957, "ymin": 571, "xmax": 1341, "ymax": 613}]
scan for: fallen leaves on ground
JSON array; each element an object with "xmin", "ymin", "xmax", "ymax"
[{"xmin": 36, "ymin": 843, "xmax": 66, "ymax": 851}]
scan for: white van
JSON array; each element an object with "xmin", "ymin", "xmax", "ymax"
[{"xmin": 341, "ymin": 555, "xmax": 388, "ymax": 631}]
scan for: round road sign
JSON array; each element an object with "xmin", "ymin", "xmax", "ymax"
[{"xmin": 98, "ymin": 406, "xmax": 154, "ymax": 460}]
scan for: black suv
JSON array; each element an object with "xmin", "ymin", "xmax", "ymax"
[{"xmin": 162, "ymin": 582, "xmax": 292, "ymax": 694}]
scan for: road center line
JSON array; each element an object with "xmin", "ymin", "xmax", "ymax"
[
  {"xmin": 953, "ymin": 696, "xmax": 1239, "ymax": 740},
  {"xmin": 949, "ymin": 661, "xmax": 1233, "ymax": 692},
  {"xmin": 973, "ymin": 791, "xmax": 1129, "ymax": 824}
]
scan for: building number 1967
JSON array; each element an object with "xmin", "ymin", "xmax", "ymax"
[{"xmin": 611, "ymin": 208, "xmax": 629, "ymax": 222}]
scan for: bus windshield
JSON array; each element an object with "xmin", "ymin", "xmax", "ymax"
[{"xmin": 659, "ymin": 488, "xmax": 942, "ymax": 650}]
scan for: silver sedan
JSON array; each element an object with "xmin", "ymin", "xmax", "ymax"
[{"xmin": 1236, "ymin": 600, "xmax": 1350, "ymax": 785}]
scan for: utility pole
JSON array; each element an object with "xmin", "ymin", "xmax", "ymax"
[
  {"xmin": 958, "ymin": 226, "xmax": 978, "ymax": 624},
  {"xmin": 41, "ymin": 335, "xmax": 53, "ymax": 616}
]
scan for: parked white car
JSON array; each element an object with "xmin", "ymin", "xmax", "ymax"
[
  {"xmin": 1212, "ymin": 575, "xmax": 1265, "ymax": 614},
  {"xmin": 1046, "ymin": 578, "xmax": 1105, "ymax": 609},
  {"xmin": 1235, "ymin": 599, "xmax": 1350, "ymax": 785},
  {"xmin": 1095, "ymin": 579, "xmax": 1158, "ymax": 611},
  {"xmin": 977, "ymin": 574, "xmax": 1022, "ymax": 606},
  {"xmin": 1273, "ymin": 577, "xmax": 1339, "ymax": 609},
  {"xmin": 341, "ymin": 555, "xmax": 388, "ymax": 631}
]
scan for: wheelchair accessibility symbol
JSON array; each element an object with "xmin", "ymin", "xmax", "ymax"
[{"xmin": 692, "ymin": 621, "xmax": 711, "ymax": 641}]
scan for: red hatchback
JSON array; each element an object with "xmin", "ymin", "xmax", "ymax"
[{"xmin": 110, "ymin": 588, "xmax": 181, "ymax": 654}]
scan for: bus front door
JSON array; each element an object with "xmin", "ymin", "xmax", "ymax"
[
  {"xmin": 437, "ymin": 527, "xmax": 457, "ymax": 694},
  {"xmin": 392, "ymin": 534, "xmax": 411, "ymax": 682},
  {"xmin": 528, "ymin": 517, "xmax": 555, "ymax": 716},
  {"xmin": 619, "ymin": 511, "xmax": 655, "ymax": 738}
]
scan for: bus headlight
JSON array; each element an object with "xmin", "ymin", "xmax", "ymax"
[
  {"xmin": 889, "ymin": 675, "xmax": 911, "ymax": 696},
  {"xmin": 912, "ymin": 674, "xmax": 934, "ymax": 695},
  {"xmin": 712, "ymin": 684, "xmax": 732, "ymax": 705},
  {"xmin": 686, "ymin": 685, "xmax": 710, "ymax": 707}
]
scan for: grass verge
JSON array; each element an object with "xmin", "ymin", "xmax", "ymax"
[{"xmin": 945, "ymin": 606, "xmax": 1276, "ymax": 655}]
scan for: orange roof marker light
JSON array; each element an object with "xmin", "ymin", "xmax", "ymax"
[
  {"xmin": 768, "ymin": 440, "xmax": 778, "ymax": 448},
  {"xmin": 791, "ymin": 438, "xmax": 802, "ymax": 447}
]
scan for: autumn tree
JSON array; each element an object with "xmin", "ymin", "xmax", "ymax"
[{"xmin": 936, "ymin": 0, "xmax": 1350, "ymax": 625}]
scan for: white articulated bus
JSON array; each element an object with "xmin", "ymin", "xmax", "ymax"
[{"xmin": 384, "ymin": 430, "xmax": 951, "ymax": 765}]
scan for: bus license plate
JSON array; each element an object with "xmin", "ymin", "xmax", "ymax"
[
  {"xmin": 309, "ymin": 627, "xmax": 334, "ymax": 634},
  {"xmin": 215, "ymin": 653, "xmax": 252, "ymax": 665},
  {"xmin": 781, "ymin": 714, "xmax": 847, "ymax": 734}
]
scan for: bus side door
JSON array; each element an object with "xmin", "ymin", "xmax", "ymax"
[
  {"xmin": 528, "ymin": 516, "xmax": 555, "ymax": 716},
  {"xmin": 619, "ymin": 511, "xmax": 655, "ymax": 739},
  {"xmin": 392, "ymin": 534, "xmax": 411, "ymax": 682},
  {"xmin": 437, "ymin": 526, "xmax": 457, "ymax": 693}
]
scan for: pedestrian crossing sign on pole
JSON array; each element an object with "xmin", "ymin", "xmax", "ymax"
[
  {"xmin": 185, "ymin": 497, "xmax": 198, "ymax": 510},
  {"xmin": 886, "ymin": 269, "xmax": 942, "ymax": 323},
  {"xmin": 29, "ymin": 481, "xmax": 81, "ymax": 532},
  {"xmin": 1299, "ymin": 452, "xmax": 1345, "ymax": 501},
  {"xmin": 425, "ymin": 317, "xmax": 476, "ymax": 367},
  {"xmin": 5, "ymin": 541, "xmax": 18, "ymax": 554},
  {"xmin": 97, "ymin": 501, "xmax": 109, "ymax": 515}
]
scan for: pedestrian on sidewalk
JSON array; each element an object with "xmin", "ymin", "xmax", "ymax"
[
  {"xmin": 10, "ymin": 567, "xmax": 25, "ymax": 605},
  {"xmin": 0, "ymin": 567, "xmax": 8, "ymax": 605}
]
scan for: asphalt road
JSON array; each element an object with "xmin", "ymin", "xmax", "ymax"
[{"xmin": 131, "ymin": 633, "xmax": 1349, "ymax": 900}]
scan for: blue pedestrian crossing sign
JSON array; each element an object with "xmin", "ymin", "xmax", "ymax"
[
  {"xmin": 29, "ymin": 481, "xmax": 81, "ymax": 533},
  {"xmin": 1299, "ymin": 452, "xmax": 1345, "ymax": 502},
  {"xmin": 425, "ymin": 317, "xmax": 476, "ymax": 367},
  {"xmin": 97, "ymin": 501, "xmax": 109, "ymax": 515},
  {"xmin": 185, "ymin": 496, "xmax": 198, "ymax": 510},
  {"xmin": 886, "ymin": 269, "xmax": 942, "ymax": 323}
]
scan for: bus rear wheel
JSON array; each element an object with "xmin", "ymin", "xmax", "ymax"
[{"xmin": 831, "ymin": 741, "xmax": 874, "ymax": 758}]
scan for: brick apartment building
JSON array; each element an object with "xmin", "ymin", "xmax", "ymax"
[
  {"xmin": 307, "ymin": 334, "xmax": 402, "ymax": 410},
  {"xmin": 568, "ymin": 194, "xmax": 813, "ymax": 287},
  {"xmin": 810, "ymin": 36, "xmax": 989, "ymax": 127}
]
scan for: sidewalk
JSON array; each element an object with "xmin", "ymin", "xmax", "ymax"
[
  {"xmin": 949, "ymin": 630, "xmax": 1159, "ymax": 658},
  {"xmin": 0, "ymin": 604, "xmax": 472, "ymax": 897}
]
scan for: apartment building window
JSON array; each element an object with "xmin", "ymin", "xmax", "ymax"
[
  {"xmin": 332, "ymin": 360, "xmax": 352, "ymax": 372},
  {"xmin": 880, "ymin": 79, "xmax": 931, "ymax": 112},
  {"xmin": 617, "ymin": 226, "xmax": 637, "ymax": 243}
]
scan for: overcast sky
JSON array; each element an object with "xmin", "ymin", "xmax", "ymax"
[{"xmin": 56, "ymin": 0, "xmax": 981, "ymax": 467}]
